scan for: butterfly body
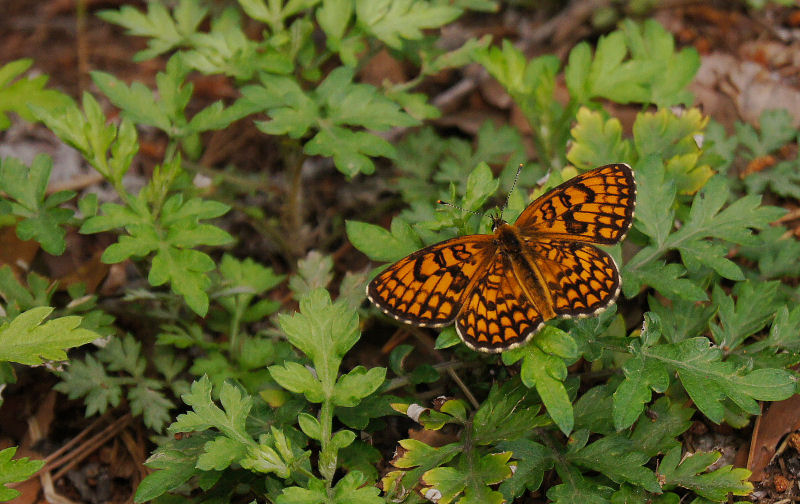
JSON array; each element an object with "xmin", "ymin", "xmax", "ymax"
[{"xmin": 367, "ymin": 164, "xmax": 636, "ymax": 353}]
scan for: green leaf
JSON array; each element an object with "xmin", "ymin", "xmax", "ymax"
[
  {"xmin": 567, "ymin": 107, "xmax": 632, "ymax": 170},
  {"xmin": 269, "ymin": 361, "xmax": 324, "ymax": 402},
  {"xmin": 250, "ymin": 67, "xmax": 416, "ymax": 176},
  {"xmin": 737, "ymin": 108, "xmax": 796, "ymax": 158},
  {"xmin": 738, "ymin": 225, "xmax": 800, "ymax": 279},
  {"xmin": 305, "ymin": 127, "xmax": 395, "ymax": 176},
  {"xmin": 55, "ymin": 354, "xmax": 122, "ymax": 416},
  {"xmin": 629, "ymin": 397, "xmax": 693, "ymax": 458},
  {"xmin": 613, "ymin": 333, "xmax": 670, "ymax": 429},
  {"xmin": 666, "ymin": 176, "xmax": 784, "ymax": 247},
  {"xmin": 496, "ymin": 439, "xmax": 552, "ymax": 499},
  {"xmin": 659, "ymin": 446, "xmax": 753, "ymax": 501},
  {"xmin": 298, "ymin": 412, "xmax": 322, "ymax": 440},
  {"xmin": 0, "ymin": 447, "xmax": 46, "ymax": 501},
  {"xmin": 632, "ymin": 155, "xmax": 675, "ymax": 247},
  {"xmin": 134, "ymin": 435, "xmax": 209, "ymax": 503},
  {"xmin": 277, "ymin": 289, "xmax": 361, "ymax": 387},
  {"xmin": 473, "ymin": 383, "xmax": 547, "ymax": 444},
  {"xmin": 502, "ymin": 335, "xmax": 573, "ymax": 434},
  {"xmin": 346, "ymin": 219, "xmax": 420, "ymax": 263},
  {"xmin": 98, "ymin": 0, "xmax": 206, "ymax": 60},
  {"xmin": 463, "ymin": 162, "xmax": 499, "ymax": 212},
  {"xmin": 421, "ymin": 452, "xmax": 513, "ymax": 504},
  {"xmin": 333, "ymin": 366, "xmax": 386, "ymax": 407},
  {"xmin": 710, "ymin": 281, "xmax": 779, "ymax": 349},
  {"xmin": 624, "ymin": 261, "xmax": 707, "ymax": 301},
  {"xmin": 744, "ymin": 159, "xmax": 800, "ymax": 200},
  {"xmin": 332, "ymin": 470, "xmax": 382, "ymax": 504},
  {"xmin": 355, "ymin": 0, "xmax": 462, "ymax": 49},
  {"xmin": 547, "ymin": 467, "xmax": 615, "ymax": 504},
  {"xmin": 91, "ymin": 71, "xmax": 171, "ymax": 131},
  {"xmin": 128, "ymin": 383, "xmax": 175, "ymax": 432},
  {"xmin": 241, "ymin": 426, "xmax": 309, "ymax": 479},
  {"xmin": 567, "ymin": 434, "xmax": 661, "ymax": 492},
  {"xmin": 84, "ymin": 191, "xmax": 231, "ymax": 316},
  {"xmin": 576, "ymin": 30, "xmax": 653, "ymax": 104},
  {"xmin": 620, "ymin": 19, "xmax": 700, "ymax": 107},
  {"xmin": 288, "ymin": 251, "xmax": 334, "ymax": 297},
  {"xmin": 0, "ymin": 59, "xmax": 74, "ymax": 130},
  {"xmin": 318, "ymin": 0, "xmax": 352, "ymax": 42},
  {"xmin": 0, "ymin": 155, "xmax": 74, "ymax": 255},
  {"xmin": 339, "ymin": 441, "xmax": 381, "ymax": 482},
  {"xmin": 648, "ymin": 296, "xmax": 715, "ymax": 344},
  {"xmin": 0, "ymin": 307, "xmax": 99, "ymax": 365},
  {"xmin": 170, "ymin": 376, "xmax": 252, "ymax": 446},
  {"xmin": 647, "ymin": 338, "xmax": 795, "ymax": 423},
  {"xmin": 748, "ymin": 305, "xmax": 800, "ymax": 353},
  {"xmin": 678, "ymin": 240, "xmax": 744, "ymax": 281}
]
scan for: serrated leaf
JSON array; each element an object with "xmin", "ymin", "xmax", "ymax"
[
  {"xmin": 355, "ymin": 0, "xmax": 461, "ymax": 49},
  {"xmin": 332, "ymin": 366, "xmax": 386, "ymax": 407},
  {"xmin": 54, "ymin": 354, "xmax": 122, "ymax": 416},
  {"xmin": 0, "ymin": 447, "xmax": 46, "ymax": 501},
  {"xmin": 624, "ymin": 261, "xmax": 707, "ymax": 301},
  {"xmin": 567, "ymin": 107, "xmax": 632, "ymax": 170},
  {"xmin": 737, "ymin": 108, "xmax": 796, "ymax": 158},
  {"xmin": 0, "ymin": 307, "xmax": 99, "ymax": 365},
  {"xmin": 0, "ymin": 155, "xmax": 74, "ymax": 255},
  {"xmin": 547, "ymin": 467, "xmax": 615, "ymax": 504},
  {"xmin": 346, "ymin": 219, "xmax": 420, "ymax": 263},
  {"xmin": 0, "ymin": 59, "xmax": 74, "ymax": 130},
  {"xmin": 567, "ymin": 434, "xmax": 661, "ymax": 492},
  {"xmin": 98, "ymin": 1, "xmax": 205, "ymax": 61},
  {"xmin": 710, "ymin": 281, "xmax": 779, "ymax": 349},
  {"xmin": 289, "ymin": 251, "xmax": 334, "ymax": 297},
  {"xmin": 503, "ymin": 342, "xmax": 573, "ymax": 434},
  {"xmin": 632, "ymin": 155, "xmax": 675, "ymax": 247},
  {"xmin": 659, "ymin": 447, "xmax": 753, "ymax": 501},
  {"xmin": 269, "ymin": 361, "xmax": 324, "ymax": 402},
  {"xmin": 629, "ymin": 397, "xmax": 694, "ymax": 458},
  {"xmin": 645, "ymin": 338, "xmax": 795, "ymax": 423},
  {"xmin": 134, "ymin": 435, "xmax": 209, "ymax": 502}
]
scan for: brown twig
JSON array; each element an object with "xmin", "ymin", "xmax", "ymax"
[{"xmin": 42, "ymin": 413, "xmax": 132, "ymax": 482}]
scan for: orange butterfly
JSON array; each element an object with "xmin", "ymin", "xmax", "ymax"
[{"xmin": 366, "ymin": 164, "xmax": 636, "ymax": 353}]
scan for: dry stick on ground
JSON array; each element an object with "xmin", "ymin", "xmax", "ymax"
[{"xmin": 41, "ymin": 413, "xmax": 133, "ymax": 482}]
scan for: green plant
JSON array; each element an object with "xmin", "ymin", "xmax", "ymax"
[
  {"xmin": 134, "ymin": 289, "xmax": 387, "ymax": 503},
  {"xmin": 2, "ymin": 2, "xmax": 799, "ymax": 502}
]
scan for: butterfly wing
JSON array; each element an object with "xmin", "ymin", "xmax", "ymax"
[
  {"xmin": 529, "ymin": 238, "xmax": 621, "ymax": 317},
  {"xmin": 367, "ymin": 235, "xmax": 496, "ymax": 327},
  {"xmin": 455, "ymin": 253, "xmax": 544, "ymax": 352},
  {"xmin": 516, "ymin": 163, "xmax": 635, "ymax": 244}
]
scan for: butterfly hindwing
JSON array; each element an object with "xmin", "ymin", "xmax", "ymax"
[
  {"xmin": 367, "ymin": 235, "xmax": 496, "ymax": 327},
  {"xmin": 515, "ymin": 163, "xmax": 635, "ymax": 244},
  {"xmin": 527, "ymin": 238, "xmax": 621, "ymax": 317},
  {"xmin": 455, "ymin": 254, "xmax": 544, "ymax": 352}
]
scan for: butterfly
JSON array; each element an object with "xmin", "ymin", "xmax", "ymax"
[{"xmin": 366, "ymin": 163, "xmax": 636, "ymax": 353}]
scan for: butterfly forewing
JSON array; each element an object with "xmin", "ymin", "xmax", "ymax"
[
  {"xmin": 455, "ymin": 254, "xmax": 544, "ymax": 352},
  {"xmin": 367, "ymin": 235, "xmax": 496, "ymax": 327},
  {"xmin": 515, "ymin": 163, "xmax": 635, "ymax": 244}
]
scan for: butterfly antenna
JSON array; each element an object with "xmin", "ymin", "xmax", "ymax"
[
  {"xmin": 499, "ymin": 163, "xmax": 523, "ymax": 221},
  {"xmin": 436, "ymin": 200, "xmax": 484, "ymax": 218}
]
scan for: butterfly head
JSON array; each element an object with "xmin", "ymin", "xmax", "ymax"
[{"xmin": 490, "ymin": 212, "xmax": 506, "ymax": 231}]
